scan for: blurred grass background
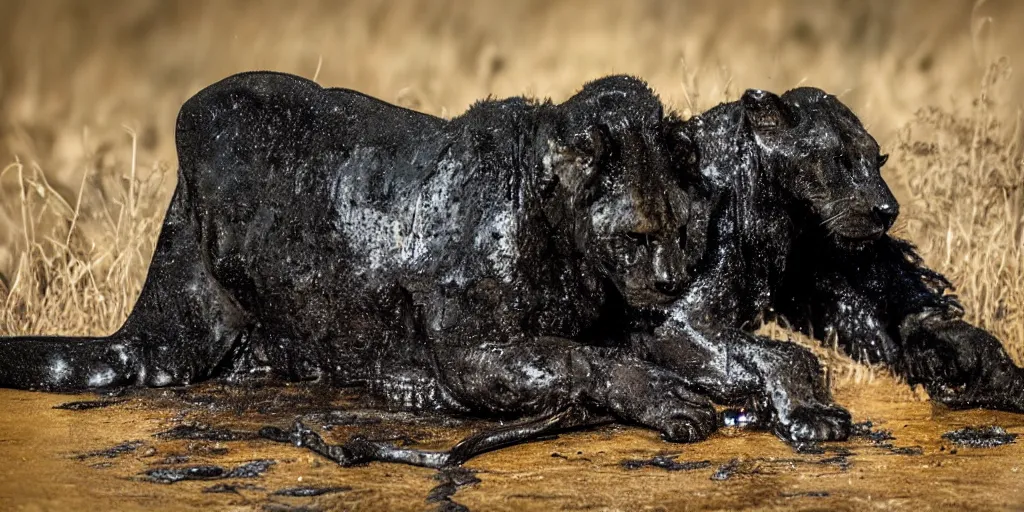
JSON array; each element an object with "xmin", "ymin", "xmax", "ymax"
[{"xmin": 0, "ymin": 0, "xmax": 1022, "ymax": 380}]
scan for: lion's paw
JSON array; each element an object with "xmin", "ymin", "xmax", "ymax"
[{"xmin": 772, "ymin": 402, "xmax": 852, "ymax": 443}]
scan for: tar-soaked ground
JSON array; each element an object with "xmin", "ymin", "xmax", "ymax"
[{"xmin": 0, "ymin": 374, "xmax": 1021, "ymax": 511}]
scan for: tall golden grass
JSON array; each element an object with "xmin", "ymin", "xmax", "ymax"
[{"xmin": 1, "ymin": 0, "xmax": 1022, "ymax": 381}]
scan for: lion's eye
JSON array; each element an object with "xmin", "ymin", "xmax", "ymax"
[{"xmin": 878, "ymin": 153, "xmax": 889, "ymax": 167}]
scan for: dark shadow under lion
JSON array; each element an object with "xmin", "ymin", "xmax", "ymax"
[{"xmin": 0, "ymin": 72, "xmax": 1021, "ymax": 468}]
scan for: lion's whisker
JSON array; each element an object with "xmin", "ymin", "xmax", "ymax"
[
  {"xmin": 820, "ymin": 208, "xmax": 851, "ymax": 228},
  {"xmin": 821, "ymin": 196, "xmax": 856, "ymax": 211}
]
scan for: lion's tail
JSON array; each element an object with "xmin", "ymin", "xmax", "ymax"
[{"xmin": 0, "ymin": 332, "xmax": 145, "ymax": 391}]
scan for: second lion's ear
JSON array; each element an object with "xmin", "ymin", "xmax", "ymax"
[{"xmin": 741, "ymin": 89, "xmax": 792, "ymax": 130}]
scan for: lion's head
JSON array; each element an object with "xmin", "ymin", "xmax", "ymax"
[
  {"xmin": 541, "ymin": 75, "xmax": 697, "ymax": 307},
  {"xmin": 739, "ymin": 87, "xmax": 898, "ymax": 240}
]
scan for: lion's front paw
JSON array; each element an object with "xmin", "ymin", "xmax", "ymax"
[
  {"xmin": 606, "ymin": 366, "xmax": 717, "ymax": 443},
  {"xmin": 772, "ymin": 403, "xmax": 852, "ymax": 443},
  {"xmin": 654, "ymin": 386, "xmax": 719, "ymax": 443}
]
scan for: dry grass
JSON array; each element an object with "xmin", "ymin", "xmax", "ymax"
[{"xmin": 1, "ymin": 0, "xmax": 1023, "ymax": 386}]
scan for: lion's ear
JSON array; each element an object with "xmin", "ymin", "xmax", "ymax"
[
  {"xmin": 541, "ymin": 125, "xmax": 608, "ymax": 198},
  {"xmin": 741, "ymin": 89, "xmax": 792, "ymax": 130}
]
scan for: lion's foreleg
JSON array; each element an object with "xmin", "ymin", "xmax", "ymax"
[
  {"xmin": 639, "ymin": 318, "xmax": 852, "ymax": 443},
  {"xmin": 431, "ymin": 336, "xmax": 717, "ymax": 443}
]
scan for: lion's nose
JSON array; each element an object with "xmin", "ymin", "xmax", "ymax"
[{"xmin": 872, "ymin": 202, "xmax": 899, "ymax": 231}]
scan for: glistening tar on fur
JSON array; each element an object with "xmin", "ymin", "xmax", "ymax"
[{"xmin": 1, "ymin": 72, "xmax": 1022, "ymax": 467}]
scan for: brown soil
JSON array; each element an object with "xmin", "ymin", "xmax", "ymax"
[{"xmin": 1, "ymin": 376, "xmax": 1022, "ymax": 511}]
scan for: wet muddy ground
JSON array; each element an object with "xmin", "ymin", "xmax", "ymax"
[{"xmin": 1, "ymin": 375, "xmax": 1022, "ymax": 511}]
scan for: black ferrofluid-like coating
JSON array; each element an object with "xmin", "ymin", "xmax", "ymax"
[
  {"xmin": 942, "ymin": 426, "xmax": 1018, "ymax": 448},
  {"xmin": 53, "ymin": 399, "xmax": 125, "ymax": 410},
  {"xmin": 426, "ymin": 468, "xmax": 481, "ymax": 505},
  {"xmin": 73, "ymin": 440, "xmax": 145, "ymax": 460},
  {"xmin": 272, "ymin": 486, "xmax": 351, "ymax": 497},
  {"xmin": 144, "ymin": 460, "xmax": 275, "ymax": 484},
  {"xmin": 0, "ymin": 72, "xmax": 715, "ymax": 459},
  {"xmin": 636, "ymin": 86, "xmax": 1024, "ymax": 445},
  {"xmin": 145, "ymin": 465, "xmax": 227, "ymax": 484},
  {"xmin": 154, "ymin": 423, "xmax": 256, "ymax": 441},
  {"xmin": 0, "ymin": 72, "xmax": 1021, "ymax": 469},
  {"xmin": 620, "ymin": 454, "xmax": 712, "ymax": 471}
]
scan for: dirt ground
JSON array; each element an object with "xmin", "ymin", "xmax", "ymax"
[
  {"xmin": 0, "ymin": 375, "xmax": 1021, "ymax": 511},
  {"xmin": 2, "ymin": 1, "xmax": 1024, "ymax": 510}
]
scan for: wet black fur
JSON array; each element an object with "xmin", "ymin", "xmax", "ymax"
[
  {"xmin": 0, "ymin": 72, "xmax": 718, "ymax": 451},
  {"xmin": 637, "ymin": 87, "xmax": 1024, "ymax": 443},
  {"xmin": 1, "ymin": 73, "xmax": 1022, "ymax": 464}
]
